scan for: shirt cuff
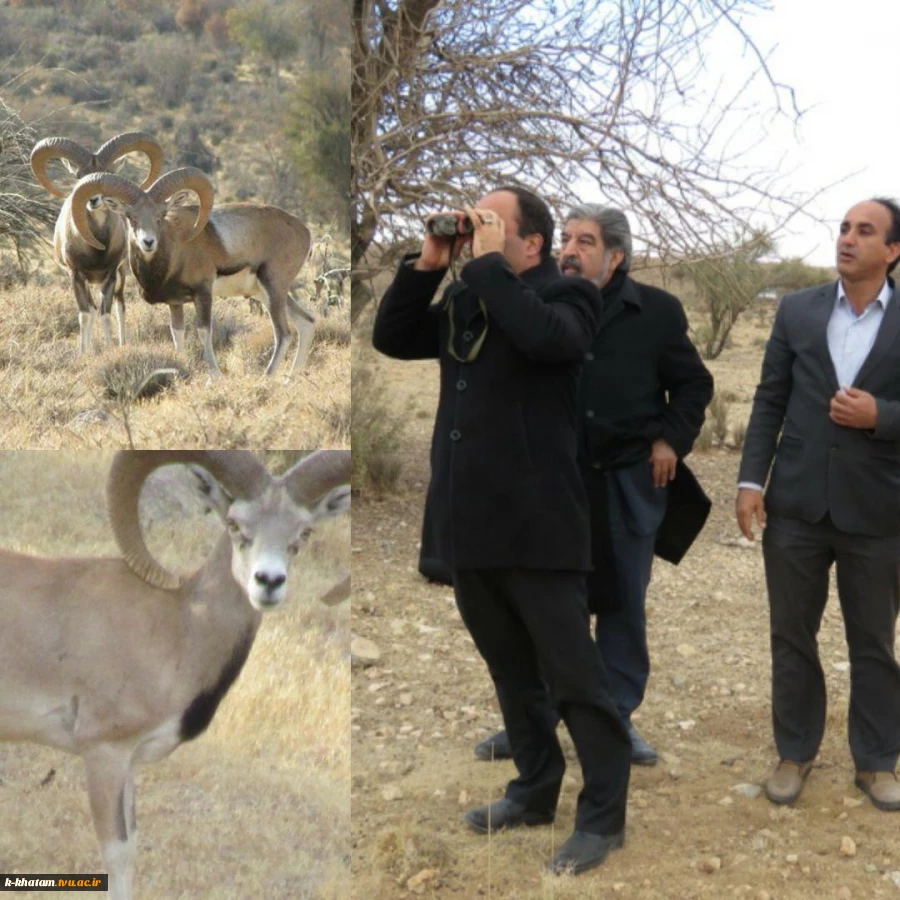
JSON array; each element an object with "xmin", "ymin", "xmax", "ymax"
[{"xmin": 737, "ymin": 482, "xmax": 763, "ymax": 492}]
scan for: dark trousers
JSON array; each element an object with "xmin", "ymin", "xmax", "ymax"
[
  {"xmin": 453, "ymin": 568, "xmax": 631, "ymax": 835},
  {"xmin": 763, "ymin": 514, "xmax": 900, "ymax": 771},
  {"xmin": 584, "ymin": 462, "xmax": 668, "ymax": 722}
]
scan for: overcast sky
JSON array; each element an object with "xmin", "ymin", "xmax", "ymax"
[{"xmin": 743, "ymin": 0, "xmax": 900, "ymax": 265}]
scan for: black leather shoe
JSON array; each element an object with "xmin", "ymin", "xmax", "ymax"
[
  {"xmin": 463, "ymin": 798, "xmax": 554, "ymax": 834},
  {"xmin": 474, "ymin": 730, "xmax": 512, "ymax": 761},
  {"xmin": 547, "ymin": 829, "xmax": 625, "ymax": 875},
  {"xmin": 627, "ymin": 724, "xmax": 658, "ymax": 766}
]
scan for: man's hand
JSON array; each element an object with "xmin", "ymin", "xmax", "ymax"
[
  {"xmin": 736, "ymin": 487, "xmax": 766, "ymax": 541},
  {"xmin": 829, "ymin": 386, "xmax": 878, "ymax": 429},
  {"xmin": 415, "ymin": 212, "xmax": 472, "ymax": 271},
  {"xmin": 649, "ymin": 439, "xmax": 677, "ymax": 487},
  {"xmin": 465, "ymin": 205, "xmax": 505, "ymax": 258}
]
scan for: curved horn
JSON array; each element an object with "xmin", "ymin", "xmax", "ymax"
[
  {"xmin": 282, "ymin": 450, "xmax": 351, "ymax": 507},
  {"xmin": 147, "ymin": 167, "xmax": 214, "ymax": 243},
  {"xmin": 107, "ymin": 451, "xmax": 273, "ymax": 590},
  {"xmin": 70, "ymin": 172, "xmax": 144, "ymax": 250},
  {"xmin": 95, "ymin": 132, "xmax": 164, "ymax": 190},
  {"xmin": 30, "ymin": 137, "xmax": 92, "ymax": 197}
]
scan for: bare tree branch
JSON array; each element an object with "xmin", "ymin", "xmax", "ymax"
[{"xmin": 352, "ymin": 0, "xmax": 816, "ymax": 322}]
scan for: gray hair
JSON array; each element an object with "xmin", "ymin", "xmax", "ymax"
[{"xmin": 565, "ymin": 203, "xmax": 632, "ymax": 272}]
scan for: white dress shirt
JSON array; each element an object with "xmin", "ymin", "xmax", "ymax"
[{"xmin": 738, "ymin": 280, "xmax": 892, "ymax": 492}]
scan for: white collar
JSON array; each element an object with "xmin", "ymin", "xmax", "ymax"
[{"xmin": 837, "ymin": 279, "xmax": 892, "ymax": 310}]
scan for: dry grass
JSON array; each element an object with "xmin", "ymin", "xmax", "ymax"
[
  {"xmin": 0, "ymin": 452, "xmax": 349, "ymax": 898},
  {"xmin": 0, "ymin": 254, "xmax": 350, "ymax": 450}
]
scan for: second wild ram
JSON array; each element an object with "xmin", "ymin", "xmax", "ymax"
[
  {"xmin": 30, "ymin": 133, "xmax": 163, "ymax": 353},
  {"xmin": 69, "ymin": 167, "xmax": 316, "ymax": 377},
  {"xmin": 0, "ymin": 449, "xmax": 350, "ymax": 899}
]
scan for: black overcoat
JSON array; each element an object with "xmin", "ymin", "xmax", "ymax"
[
  {"xmin": 578, "ymin": 272, "xmax": 714, "ymax": 573},
  {"xmin": 373, "ymin": 252, "xmax": 604, "ymax": 573}
]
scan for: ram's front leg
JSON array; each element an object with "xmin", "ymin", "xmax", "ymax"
[
  {"xmin": 168, "ymin": 303, "xmax": 186, "ymax": 355},
  {"xmin": 83, "ymin": 745, "xmax": 138, "ymax": 900},
  {"xmin": 71, "ymin": 271, "xmax": 95, "ymax": 356},
  {"xmin": 113, "ymin": 263, "xmax": 127, "ymax": 346},
  {"xmin": 98, "ymin": 269, "xmax": 121, "ymax": 348},
  {"xmin": 194, "ymin": 291, "xmax": 221, "ymax": 378}
]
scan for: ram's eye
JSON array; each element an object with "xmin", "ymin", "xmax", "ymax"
[
  {"xmin": 302, "ymin": 527, "xmax": 313, "ymax": 539},
  {"xmin": 288, "ymin": 543, "xmax": 300, "ymax": 556},
  {"xmin": 226, "ymin": 519, "xmax": 241, "ymax": 534}
]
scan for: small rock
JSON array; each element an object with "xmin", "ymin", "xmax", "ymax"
[
  {"xmin": 676, "ymin": 643, "xmax": 698, "ymax": 657},
  {"xmin": 351, "ymin": 636, "xmax": 380, "ymax": 667},
  {"xmin": 458, "ymin": 790, "xmax": 470, "ymax": 806},
  {"xmin": 399, "ymin": 693, "xmax": 413, "ymax": 706},
  {"xmin": 865, "ymin": 863, "xmax": 877, "ymax": 873},
  {"xmin": 889, "ymin": 871, "xmax": 900, "ymax": 888},
  {"xmin": 718, "ymin": 796, "xmax": 734, "ymax": 806},
  {"xmin": 698, "ymin": 856, "xmax": 722, "ymax": 873},
  {"xmin": 734, "ymin": 783, "xmax": 763, "ymax": 799},
  {"xmin": 406, "ymin": 869, "xmax": 439, "ymax": 894},
  {"xmin": 835, "ymin": 888, "xmax": 851, "ymax": 900},
  {"xmin": 756, "ymin": 893, "xmax": 771, "ymax": 900},
  {"xmin": 786, "ymin": 853, "xmax": 799, "ymax": 864},
  {"xmin": 842, "ymin": 797, "xmax": 864, "ymax": 808},
  {"xmin": 679, "ymin": 719, "xmax": 697, "ymax": 730},
  {"xmin": 612, "ymin": 884, "xmax": 626, "ymax": 893},
  {"xmin": 671, "ymin": 675, "xmax": 686, "ymax": 689},
  {"xmin": 839, "ymin": 836, "xmax": 856, "ymax": 857},
  {"xmin": 381, "ymin": 784, "xmax": 403, "ymax": 801},
  {"xmin": 832, "ymin": 661, "xmax": 851, "ymax": 673}
]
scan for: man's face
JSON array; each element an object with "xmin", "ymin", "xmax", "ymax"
[
  {"xmin": 836, "ymin": 201, "xmax": 900, "ymax": 281},
  {"xmin": 559, "ymin": 218, "xmax": 623, "ymax": 288},
  {"xmin": 475, "ymin": 190, "xmax": 542, "ymax": 274}
]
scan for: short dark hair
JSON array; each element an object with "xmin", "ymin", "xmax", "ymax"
[
  {"xmin": 871, "ymin": 196, "xmax": 900, "ymax": 273},
  {"xmin": 494, "ymin": 185, "xmax": 554, "ymax": 261}
]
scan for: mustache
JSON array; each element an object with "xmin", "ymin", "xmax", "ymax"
[{"xmin": 560, "ymin": 255, "xmax": 582, "ymax": 273}]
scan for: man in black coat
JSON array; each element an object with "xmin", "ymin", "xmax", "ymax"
[
  {"xmin": 372, "ymin": 186, "xmax": 631, "ymax": 875},
  {"xmin": 474, "ymin": 204, "xmax": 713, "ymax": 766}
]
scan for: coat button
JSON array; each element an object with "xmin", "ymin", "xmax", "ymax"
[
  {"xmin": 456, "ymin": 379, "xmax": 467, "ymax": 391},
  {"xmin": 450, "ymin": 429, "xmax": 462, "ymax": 441},
  {"xmin": 586, "ymin": 409, "xmax": 595, "ymax": 418},
  {"xmin": 462, "ymin": 331, "xmax": 474, "ymax": 341},
  {"xmin": 592, "ymin": 462, "xmax": 602, "ymax": 470},
  {"xmin": 585, "ymin": 352, "xmax": 594, "ymax": 361}
]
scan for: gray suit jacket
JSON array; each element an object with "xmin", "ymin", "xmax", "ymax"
[{"xmin": 739, "ymin": 280, "xmax": 900, "ymax": 537}]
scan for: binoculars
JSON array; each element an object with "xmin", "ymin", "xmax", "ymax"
[{"xmin": 426, "ymin": 214, "xmax": 474, "ymax": 237}]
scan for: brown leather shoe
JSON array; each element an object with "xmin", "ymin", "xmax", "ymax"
[
  {"xmin": 855, "ymin": 771, "xmax": 900, "ymax": 811},
  {"xmin": 764, "ymin": 760, "xmax": 813, "ymax": 805}
]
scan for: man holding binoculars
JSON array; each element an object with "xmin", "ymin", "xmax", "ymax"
[{"xmin": 372, "ymin": 186, "xmax": 631, "ymax": 876}]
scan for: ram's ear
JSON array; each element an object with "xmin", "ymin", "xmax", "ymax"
[
  {"xmin": 311, "ymin": 484, "xmax": 350, "ymax": 521},
  {"xmin": 189, "ymin": 465, "xmax": 234, "ymax": 520}
]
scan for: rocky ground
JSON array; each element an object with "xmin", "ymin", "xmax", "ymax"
[{"xmin": 350, "ymin": 311, "xmax": 900, "ymax": 900}]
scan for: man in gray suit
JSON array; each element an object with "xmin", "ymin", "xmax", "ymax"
[{"xmin": 737, "ymin": 197, "xmax": 900, "ymax": 811}]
